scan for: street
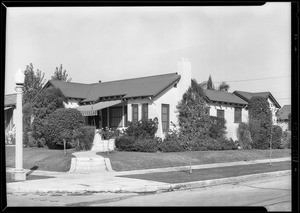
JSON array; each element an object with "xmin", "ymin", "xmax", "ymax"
[{"xmin": 6, "ymin": 175, "xmax": 291, "ymax": 211}]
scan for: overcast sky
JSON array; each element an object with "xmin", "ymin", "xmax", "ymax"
[{"xmin": 5, "ymin": 3, "xmax": 291, "ymax": 107}]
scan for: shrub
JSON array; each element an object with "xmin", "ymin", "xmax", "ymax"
[
  {"xmin": 209, "ymin": 116, "xmax": 227, "ymax": 139},
  {"xmin": 248, "ymin": 97, "xmax": 272, "ymax": 149},
  {"xmin": 125, "ymin": 118, "xmax": 158, "ymax": 139},
  {"xmin": 73, "ymin": 126, "xmax": 96, "ymax": 151},
  {"xmin": 280, "ymin": 130, "xmax": 291, "ymax": 149},
  {"xmin": 27, "ymin": 131, "xmax": 46, "ymax": 147},
  {"xmin": 133, "ymin": 138, "xmax": 160, "ymax": 152},
  {"xmin": 31, "ymin": 117, "xmax": 48, "ymax": 141},
  {"xmin": 191, "ymin": 137, "xmax": 237, "ymax": 151},
  {"xmin": 101, "ymin": 127, "xmax": 121, "ymax": 140},
  {"xmin": 158, "ymin": 139, "xmax": 185, "ymax": 152},
  {"xmin": 236, "ymin": 122, "xmax": 252, "ymax": 149},
  {"xmin": 115, "ymin": 136, "xmax": 136, "ymax": 151},
  {"xmin": 45, "ymin": 108, "xmax": 85, "ymax": 149},
  {"xmin": 271, "ymin": 125, "xmax": 283, "ymax": 149}
]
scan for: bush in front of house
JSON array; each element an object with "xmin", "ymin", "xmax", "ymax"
[
  {"xmin": 115, "ymin": 136, "xmax": 136, "ymax": 151},
  {"xmin": 271, "ymin": 125, "xmax": 283, "ymax": 149},
  {"xmin": 236, "ymin": 122, "xmax": 252, "ymax": 149},
  {"xmin": 125, "ymin": 118, "xmax": 159, "ymax": 139},
  {"xmin": 31, "ymin": 117, "xmax": 48, "ymax": 143},
  {"xmin": 191, "ymin": 137, "xmax": 237, "ymax": 151},
  {"xmin": 45, "ymin": 108, "xmax": 85, "ymax": 149},
  {"xmin": 248, "ymin": 97, "xmax": 272, "ymax": 149},
  {"xmin": 158, "ymin": 138, "xmax": 184, "ymax": 152},
  {"xmin": 209, "ymin": 116, "xmax": 227, "ymax": 139},
  {"xmin": 280, "ymin": 130, "xmax": 291, "ymax": 149},
  {"xmin": 133, "ymin": 138, "xmax": 160, "ymax": 152},
  {"xmin": 73, "ymin": 125, "xmax": 96, "ymax": 151}
]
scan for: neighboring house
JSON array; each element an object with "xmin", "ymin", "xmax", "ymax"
[
  {"xmin": 40, "ymin": 59, "xmax": 192, "ymax": 138},
  {"xmin": 233, "ymin": 91, "xmax": 281, "ymax": 125},
  {"xmin": 276, "ymin": 105, "xmax": 291, "ymax": 131},
  {"xmin": 4, "ymin": 94, "xmax": 17, "ymax": 133},
  {"xmin": 203, "ymin": 89, "xmax": 282, "ymax": 141},
  {"xmin": 203, "ymin": 89, "xmax": 248, "ymax": 140}
]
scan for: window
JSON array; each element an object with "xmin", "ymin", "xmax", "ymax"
[
  {"xmin": 162, "ymin": 104, "xmax": 170, "ymax": 133},
  {"xmin": 124, "ymin": 105, "xmax": 128, "ymax": 127},
  {"xmin": 217, "ymin": 109, "xmax": 224, "ymax": 119},
  {"xmin": 205, "ymin": 107, "xmax": 210, "ymax": 116},
  {"xmin": 234, "ymin": 107, "xmax": 242, "ymax": 123},
  {"xmin": 132, "ymin": 104, "xmax": 138, "ymax": 123},
  {"xmin": 142, "ymin": 103, "xmax": 148, "ymax": 120},
  {"xmin": 110, "ymin": 107, "xmax": 123, "ymax": 128}
]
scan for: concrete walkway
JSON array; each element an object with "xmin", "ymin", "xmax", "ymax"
[
  {"xmin": 69, "ymin": 151, "xmax": 113, "ymax": 173},
  {"xmin": 6, "ymin": 157, "xmax": 291, "ymax": 195}
]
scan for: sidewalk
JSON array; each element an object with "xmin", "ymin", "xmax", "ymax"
[{"xmin": 6, "ymin": 157, "xmax": 291, "ymax": 195}]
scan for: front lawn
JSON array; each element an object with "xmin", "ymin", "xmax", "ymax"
[
  {"xmin": 5, "ymin": 146, "xmax": 75, "ymax": 172},
  {"xmin": 97, "ymin": 149, "xmax": 291, "ymax": 171},
  {"xmin": 118, "ymin": 161, "xmax": 290, "ymax": 184}
]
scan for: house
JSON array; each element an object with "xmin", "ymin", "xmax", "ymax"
[
  {"xmin": 233, "ymin": 91, "xmax": 281, "ymax": 125},
  {"xmin": 276, "ymin": 105, "xmax": 291, "ymax": 131},
  {"xmin": 41, "ymin": 59, "xmax": 192, "ymax": 138},
  {"xmin": 4, "ymin": 94, "xmax": 17, "ymax": 133},
  {"xmin": 203, "ymin": 89, "xmax": 249, "ymax": 140}
]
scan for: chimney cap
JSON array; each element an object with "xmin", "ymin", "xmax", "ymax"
[{"xmin": 98, "ymin": 80, "xmax": 102, "ymax": 83}]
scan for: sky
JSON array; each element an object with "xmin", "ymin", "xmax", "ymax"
[{"xmin": 5, "ymin": 3, "xmax": 291, "ymax": 107}]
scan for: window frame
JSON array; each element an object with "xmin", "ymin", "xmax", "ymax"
[
  {"xmin": 132, "ymin": 104, "xmax": 138, "ymax": 123},
  {"xmin": 161, "ymin": 104, "xmax": 170, "ymax": 133},
  {"xmin": 142, "ymin": 103, "xmax": 148, "ymax": 120},
  {"xmin": 234, "ymin": 107, "xmax": 242, "ymax": 123},
  {"xmin": 217, "ymin": 109, "xmax": 225, "ymax": 119}
]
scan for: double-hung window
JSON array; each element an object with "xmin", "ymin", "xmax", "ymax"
[
  {"xmin": 142, "ymin": 103, "xmax": 148, "ymax": 120},
  {"xmin": 217, "ymin": 109, "xmax": 225, "ymax": 119},
  {"xmin": 132, "ymin": 104, "xmax": 138, "ymax": 123},
  {"xmin": 234, "ymin": 107, "xmax": 242, "ymax": 123},
  {"xmin": 162, "ymin": 104, "xmax": 170, "ymax": 133}
]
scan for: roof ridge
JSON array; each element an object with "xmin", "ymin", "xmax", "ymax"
[
  {"xmin": 50, "ymin": 80, "xmax": 94, "ymax": 86},
  {"xmin": 99, "ymin": 72, "xmax": 178, "ymax": 84}
]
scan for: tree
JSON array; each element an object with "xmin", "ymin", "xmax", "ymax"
[
  {"xmin": 218, "ymin": 81, "xmax": 230, "ymax": 92},
  {"xmin": 248, "ymin": 96, "xmax": 272, "ymax": 149},
  {"xmin": 23, "ymin": 63, "xmax": 46, "ymax": 104},
  {"xmin": 33, "ymin": 87, "xmax": 67, "ymax": 119},
  {"xmin": 207, "ymin": 75, "xmax": 214, "ymax": 90},
  {"xmin": 51, "ymin": 64, "xmax": 72, "ymax": 82},
  {"xmin": 200, "ymin": 75, "xmax": 230, "ymax": 92},
  {"xmin": 177, "ymin": 79, "xmax": 211, "ymax": 173}
]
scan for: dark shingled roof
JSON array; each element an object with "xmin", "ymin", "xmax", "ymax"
[
  {"xmin": 203, "ymin": 89, "xmax": 248, "ymax": 105},
  {"xmin": 277, "ymin": 105, "xmax": 291, "ymax": 120},
  {"xmin": 5, "ymin": 94, "xmax": 17, "ymax": 107},
  {"xmin": 46, "ymin": 73, "xmax": 180, "ymax": 103},
  {"xmin": 233, "ymin": 91, "xmax": 281, "ymax": 108}
]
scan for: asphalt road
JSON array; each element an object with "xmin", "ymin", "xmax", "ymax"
[{"xmin": 5, "ymin": 175, "xmax": 291, "ymax": 211}]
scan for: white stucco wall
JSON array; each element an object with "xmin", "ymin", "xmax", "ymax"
[
  {"xmin": 126, "ymin": 83, "xmax": 181, "ymax": 139},
  {"xmin": 268, "ymin": 98, "xmax": 279, "ymax": 125},
  {"xmin": 209, "ymin": 103, "xmax": 248, "ymax": 141},
  {"xmin": 278, "ymin": 121, "xmax": 289, "ymax": 132}
]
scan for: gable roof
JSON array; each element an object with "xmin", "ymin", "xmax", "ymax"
[
  {"xmin": 233, "ymin": 90, "xmax": 281, "ymax": 108},
  {"xmin": 5, "ymin": 94, "xmax": 17, "ymax": 107},
  {"xmin": 46, "ymin": 73, "xmax": 180, "ymax": 103},
  {"xmin": 203, "ymin": 89, "xmax": 248, "ymax": 106},
  {"xmin": 45, "ymin": 80, "xmax": 93, "ymax": 99},
  {"xmin": 277, "ymin": 105, "xmax": 291, "ymax": 120}
]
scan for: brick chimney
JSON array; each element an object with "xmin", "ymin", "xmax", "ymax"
[{"xmin": 177, "ymin": 58, "xmax": 192, "ymax": 100}]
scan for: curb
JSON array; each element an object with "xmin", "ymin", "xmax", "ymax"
[{"xmin": 7, "ymin": 170, "xmax": 291, "ymax": 195}]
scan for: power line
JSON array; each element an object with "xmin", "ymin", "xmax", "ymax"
[{"xmin": 213, "ymin": 76, "xmax": 290, "ymax": 83}]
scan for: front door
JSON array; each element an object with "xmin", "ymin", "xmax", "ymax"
[{"xmin": 102, "ymin": 108, "xmax": 108, "ymax": 129}]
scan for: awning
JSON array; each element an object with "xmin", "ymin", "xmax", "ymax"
[
  {"xmin": 76, "ymin": 100, "xmax": 122, "ymax": 116},
  {"xmin": 4, "ymin": 107, "xmax": 12, "ymax": 110}
]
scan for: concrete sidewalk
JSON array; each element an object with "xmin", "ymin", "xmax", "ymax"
[{"xmin": 6, "ymin": 157, "xmax": 291, "ymax": 195}]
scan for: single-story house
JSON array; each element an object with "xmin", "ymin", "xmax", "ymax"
[
  {"xmin": 203, "ymin": 89, "xmax": 249, "ymax": 140},
  {"xmin": 4, "ymin": 93, "xmax": 17, "ymax": 133},
  {"xmin": 276, "ymin": 105, "xmax": 291, "ymax": 131},
  {"xmin": 233, "ymin": 91, "xmax": 281, "ymax": 125},
  {"xmin": 40, "ymin": 59, "xmax": 192, "ymax": 138}
]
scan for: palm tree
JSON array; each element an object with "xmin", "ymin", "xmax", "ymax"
[{"xmin": 200, "ymin": 75, "xmax": 230, "ymax": 92}]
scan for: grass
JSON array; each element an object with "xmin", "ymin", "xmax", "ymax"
[
  {"xmin": 97, "ymin": 149, "xmax": 291, "ymax": 171},
  {"xmin": 118, "ymin": 161, "xmax": 291, "ymax": 184},
  {"xmin": 5, "ymin": 146, "xmax": 76, "ymax": 172}
]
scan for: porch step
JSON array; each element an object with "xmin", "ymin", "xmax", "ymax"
[{"xmin": 91, "ymin": 131, "xmax": 115, "ymax": 152}]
